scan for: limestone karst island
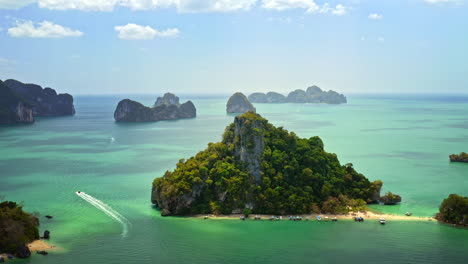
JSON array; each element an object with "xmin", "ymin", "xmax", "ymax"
[{"xmin": 1, "ymin": 1, "xmax": 467, "ymax": 263}]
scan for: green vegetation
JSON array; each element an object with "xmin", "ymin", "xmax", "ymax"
[
  {"xmin": 152, "ymin": 112, "xmax": 382, "ymax": 215},
  {"xmin": 449, "ymin": 152, "xmax": 468, "ymax": 163},
  {"xmin": 437, "ymin": 194, "xmax": 467, "ymax": 226},
  {"xmin": 0, "ymin": 199, "xmax": 39, "ymax": 253}
]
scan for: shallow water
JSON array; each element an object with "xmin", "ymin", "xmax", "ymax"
[{"xmin": 1, "ymin": 94, "xmax": 467, "ymax": 263}]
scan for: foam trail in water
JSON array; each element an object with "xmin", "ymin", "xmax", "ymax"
[{"xmin": 76, "ymin": 192, "xmax": 130, "ymax": 237}]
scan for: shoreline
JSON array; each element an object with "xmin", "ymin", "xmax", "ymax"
[
  {"xmin": 1, "ymin": 240, "xmax": 59, "ymax": 260},
  {"xmin": 190, "ymin": 211, "xmax": 436, "ymax": 221}
]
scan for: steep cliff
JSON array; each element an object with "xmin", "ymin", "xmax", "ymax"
[
  {"xmin": 152, "ymin": 112, "xmax": 382, "ymax": 216},
  {"xmin": 0, "ymin": 80, "xmax": 34, "ymax": 124},
  {"xmin": 226, "ymin": 92, "xmax": 256, "ymax": 113},
  {"xmin": 4, "ymin": 79, "xmax": 75, "ymax": 116},
  {"xmin": 114, "ymin": 94, "xmax": 196, "ymax": 122}
]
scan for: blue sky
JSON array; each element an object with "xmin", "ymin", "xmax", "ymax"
[{"xmin": 0, "ymin": 0, "xmax": 467, "ymax": 95}]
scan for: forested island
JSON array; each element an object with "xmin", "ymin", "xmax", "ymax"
[
  {"xmin": 436, "ymin": 194, "xmax": 467, "ymax": 226},
  {"xmin": 248, "ymin": 85, "xmax": 347, "ymax": 104},
  {"xmin": 449, "ymin": 152, "xmax": 468, "ymax": 163},
  {"xmin": 152, "ymin": 112, "xmax": 385, "ymax": 216},
  {"xmin": 114, "ymin": 93, "xmax": 196, "ymax": 122},
  {"xmin": 0, "ymin": 79, "xmax": 75, "ymax": 124},
  {"xmin": 226, "ymin": 92, "xmax": 256, "ymax": 113},
  {"xmin": 0, "ymin": 200, "xmax": 39, "ymax": 258}
]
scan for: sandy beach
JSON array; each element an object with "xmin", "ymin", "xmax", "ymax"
[
  {"xmin": 1, "ymin": 240, "xmax": 59, "ymax": 260},
  {"xmin": 192, "ymin": 211, "xmax": 436, "ymax": 221}
]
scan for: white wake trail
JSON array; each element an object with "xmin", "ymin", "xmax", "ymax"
[{"xmin": 76, "ymin": 192, "xmax": 130, "ymax": 237}]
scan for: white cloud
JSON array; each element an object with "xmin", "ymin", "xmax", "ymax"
[
  {"xmin": 8, "ymin": 20, "xmax": 83, "ymax": 38},
  {"xmin": 319, "ymin": 3, "xmax": 348, "ymax": 15},
  {"xmin": 262, "ymin": 0, "xmax": 319, "ymax": 12},
  {"xmin": 378, "ymin": 36, "xmax": 384, "ymax": 42},
  {"xmin": 368, "ymin": 13, "xmax": 382, "ymax": 20},
  {"xmin": 0, "ymin": 0, "xmax": 35, "ymax": 9},
  {"xmin": 35, "ymin": 0, "xmax": 257, "ymax": 12},
  {"xmin": 263, "ymin": 1, "xmax": 348, "ymax": 15},
  {"xmin": 114, "ymin": 23, "xmax": 179, "ymax": 40}
]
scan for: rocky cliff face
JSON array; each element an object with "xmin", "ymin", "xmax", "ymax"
[
  {"xmin": 4, "ymin": 79, "xmax": 75, "ymax": 116},
  {"xmin": 226, "ymin": 92, "xmax": 256, "ymax": 113},
  {"xmin": 114, "ymin": 94, "xmax": 196, "ymax": 122},
  {"xmin": 155, "ymin": 93, "xmax": 180, "ymax": 107},
  {"xmin": 232, "ymin": 113, "xmax": 264, "ymax": 183},
  {"xmin": 0, "ymin": 80, "xmax": 34, "ymax": 124}
]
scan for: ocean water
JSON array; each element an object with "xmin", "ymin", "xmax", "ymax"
[{"xmin": 0, "ymin": 94, "xmax": 467, "ymax": 264}]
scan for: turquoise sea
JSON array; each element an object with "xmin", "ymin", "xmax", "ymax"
[{"xmin": 0, "ymin": 94, "xmax": 467, "ymax": 263}]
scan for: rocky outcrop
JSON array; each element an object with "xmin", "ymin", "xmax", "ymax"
[
  {"xmin": 4, "ymin": 79, "xmax": 75, "ymax": 116},
  {"xmin": 248, "ymin": 92, "xmax": 286, "ymax": 103},
  {"xmin": 114, "ymin": 93, "xmax": 196, "ymax": 122},
  {"xmin": 155, "ymin": 93, "xmax": 180, "ymax": 107},
  {"xmin": 15, "ymin": 245, "xmax": 31, "ymax": 258},
  {"xmin": 152, "ymin": 112, "xmax": 382, "ymax": 216},
  {"xmin": 287, "ymin": 89, "xmax": 309, "ymax": 103},
  {"xmin": 226, "ymin": 92, "xmax": 256, "ymax": 113},
  {"xmin": 449, "ymin": 152, "xmax": 468, "ymax": 163},
  {"xmin": 379, "ymin": 192, "xmax": 402, "ymax": 205},
  {"xmin": 248, "ymin": 85, "xmax": 347, "ymax": 104},
  {"xmin": 233, "ymin": 113, "xmax": 264, "ymax": 183},
  {"xmin": 0, "ymin": 80, "xmax": 34, "ymax": 124}
]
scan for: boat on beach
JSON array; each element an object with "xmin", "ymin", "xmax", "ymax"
[
  {"xmin": 379, "ymin": 218, "xmax": 386, "ymax": 225},
  {"xmin": 317, "ymin": 215, "xmax": 322, "ymax": 221}
]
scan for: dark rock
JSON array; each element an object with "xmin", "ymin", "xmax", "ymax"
[
  {"xmin": 155, "ymin": 93, "xmax": 180, "ymax": 107},
  {"xmin": 449, "ymin": 152, "xmax": 468, "ymax": 163},
  {"xmin": 114, "ymin": 94, "xmax": 196, "ymax": 122},
  {"xmin": 0, "ymin": 80, "xmax": 34, "ymax": 124},
  {"xmin": 226, "ymin": 92, "xmax": 256, "ymax": 113},
  {"xmin": 45, "ymin": 215, "xmax": 53, "ymax": 219},
  {"xmin": 161, "ymin": 208, "xmax": 171, "ymax": 216},
  {"xmin": 43, "ymin": 230, "xmax": 50, "ymax": 239},
  {"xmin": 3, "ymin": 79, "xmax": 75, "ymax": 117},
  {"xmin": 379, "ymin": 192, "xmax": 402, "ymax": 205},
  {"xmin": 15, "ymin": 245, "xmax": 31, "ymax": 258}
]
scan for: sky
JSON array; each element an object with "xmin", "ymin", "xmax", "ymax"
[{"xmin": 0, "ymin": 0, "xmax": 467, "ymax": 95}]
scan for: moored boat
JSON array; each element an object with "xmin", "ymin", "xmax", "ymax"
[{"xmin": 379, "ymin": 218, "xmax": 386, "ymax": 224}]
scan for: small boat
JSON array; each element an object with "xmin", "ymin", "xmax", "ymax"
[
  {"xmin": 45, "ymin": 215, "xmax": 53, "ymax": 219},
  {"xmin": 379, "ymin": 218, "xmax": 386, "ymax": 225},
  {"xmin": 405, "ymin": 212, "xmax": 412, "ymax": 216},
  {"xmin": 240, "ymin": 216, "xmax": 245, "ymax": 220},
  {"xmin": 254, "ymin": 215, "xmax": 261, "ymax": 220},
  {"xmin": 289, "ymin": 216, "xmax": 293, "ymax": 220},
  {"xmin": 305, "ymin": 217, "xmax": 309, "ymax": 221},
  {"xmin": 204, "ymin": 216, "xmax": 209, "ymax": 219},
  {"xmin": 354, "ymin": 217, "xmax": 364, "ymax": 222},
  {"xmin": 324, "ymin": 216, "xmax": 329, "ymax": 222},
  {"xmin": 269, "ymin": 216, "xmax": 275, "ymax": 221},
  {"xmin": 317, "ymin": 215, "xmax": 322, "ymax": 221},
  {"xmin": 36, "ymin": 250, "xmax": 48, "ymax": 255},
  {"xmin": 77, "ymin": 190, "xmax": 81, "ymax": 194},
  {"xmin": 7, "ymin": 255, "xmax": 14, "ymax": 260},
  {"xmin": 331, "ymin": 217, "xmax": 338, "ymax": 222},
  {"xmin": 296, "ymin": 216, "xmax": 302, "ymax": 221}
]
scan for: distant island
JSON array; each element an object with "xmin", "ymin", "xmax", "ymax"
[
  {"xmin": 226, "ymin": 92, "xmax": 256, "ymax": 113},
  {"xmin": 114, "ymin": 93, "xmax": 196, "ymax": 122},
  {"xmin": 449, "ymin": 152, "xmax": 468, "ymax": 163},
  {"xmin": 0, "ymin": 79, "xmax": 75, "ymax": 124},
  {"xmin": 152, "ymin": 112, "xmax": 386, "ymax": 216},
  {"xmin": 0, "ymin": 200, "xmax": 39, "ymax": 258},
  {"xmin": 248, "ymin": 85, "xmax": 347, "ymax": 104},
  {"xmin": 436, "ymin": 194, "xmax": 467, "ymax": 226}
]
